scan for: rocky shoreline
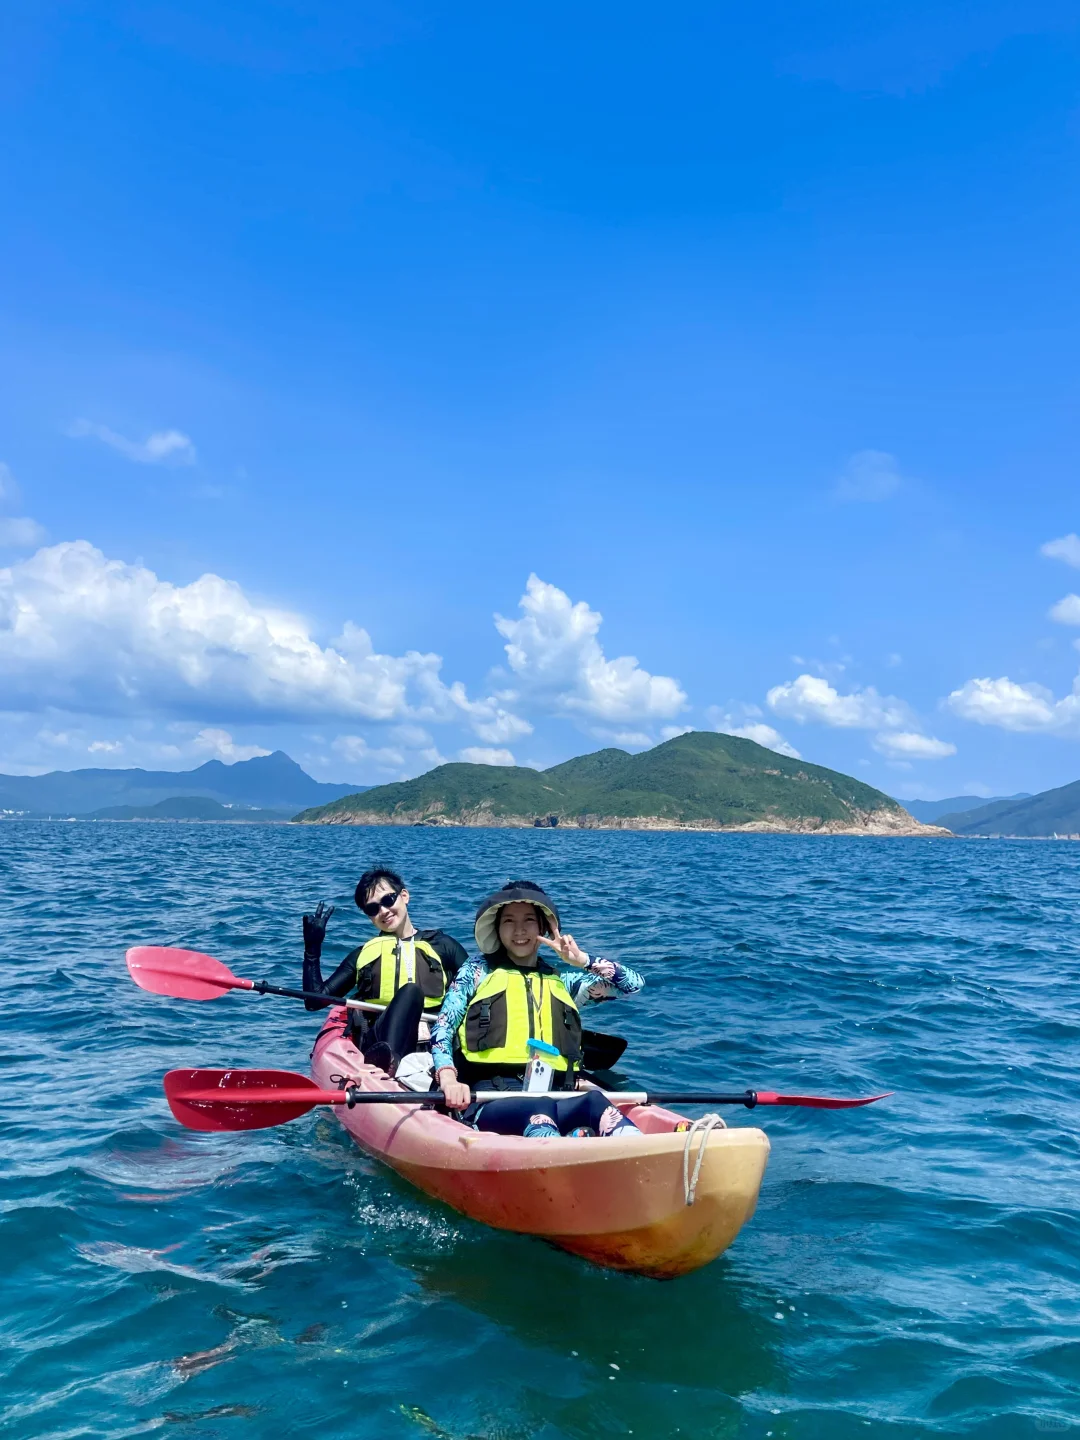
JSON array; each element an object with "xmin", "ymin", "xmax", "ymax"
[{"xmin": 296, "ymin": 803, "xmax": 949, "ymax": 836}]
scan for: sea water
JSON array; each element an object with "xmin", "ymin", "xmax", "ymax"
[{"xmin": 1, "ymin": 823, "xmax": 1078, "ymax": 1439}]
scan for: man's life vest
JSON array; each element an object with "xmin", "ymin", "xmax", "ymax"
[
  {"xmin": 354, "ymin": 934, "xmax": 447, "ymax": 1011},
  {"xmin": 455, "ymin": 962, "xmax": 583, "ymax": 1084}
]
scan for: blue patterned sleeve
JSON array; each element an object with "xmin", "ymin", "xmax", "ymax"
[
  {"xmin": 563, "ymin": 959, "xmax": 645, "ymax": 1008},
  {"xmin": 431, "ymin": 958, "xmax": 485, "ymax": 1072}
]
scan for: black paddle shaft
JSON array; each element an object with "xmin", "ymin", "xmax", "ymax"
[{"xmin": 340, "ymin": 1087, "xmax": 761, "ymax": 1108}]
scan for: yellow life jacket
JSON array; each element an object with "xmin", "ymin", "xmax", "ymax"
[
  {"xmin": 354, "ymin": 933, "xmax": 447, "ymax": 1011},
  {"xmin": 455, "ymin": 963, "xmax": 583, "ymax": 1081}
]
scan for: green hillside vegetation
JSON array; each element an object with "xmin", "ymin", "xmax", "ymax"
[
  {"xmin": 295, "ymin": 731, "xmax": 924, "ymax": 833},
  {"xmin": 88, "ymin": 796, "xmax": 294, "ymax": 822},
  {"xmin": 940, "ymin": 779, "xmax": 1080, "ymax": 836}
]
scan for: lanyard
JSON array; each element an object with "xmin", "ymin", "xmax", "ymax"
[{"xmin": 397, "ymin": 937, "xmax": 416, "ymax": 987}]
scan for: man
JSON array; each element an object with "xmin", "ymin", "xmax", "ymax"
[{"xmin": 302, "ymin": 867, "xmax": 467, "ymax": 1076}]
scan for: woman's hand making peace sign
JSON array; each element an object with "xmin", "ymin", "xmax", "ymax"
[{"xmin": 540, "ymin": 925, "xmax": 616, "ymax": 979}]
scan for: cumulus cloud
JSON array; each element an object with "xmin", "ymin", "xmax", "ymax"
[
  {"xmin": 832, "ymin": 449, "xmax": 904, "ymax": 503},
  {"xmin": 1049, "ymin": 594, "xmax": 1080, "ymax": 625},
  {"xmin": 330, "ymin": 734, "xmax": 419, "ymax": 772},
  {"xmin": 767, "ymin": 673, "xmax": 911, "ymax": 729},
  {"xmin": 192, "ymin": 728, "xmax": 271, "ymax": 762},
  {"xmin": 458, "ymin": 746, "xmax": 517, "ymax": 766},
  {"xmin": 0, "ymin": 541, "xmax": 526, "ymax": 737},
  {"xmin": 946, "ymin": 676, "xmax": 1070, "ymax": 732},
  {"xmin": 442, "ymin": 682, "xmax": 534, "ymax": 744},
  {"xmin": 707, "ymin": 704, "xmax": 801, "ymax": 758},
  {"xmin": 0, "ymin": 517, "xmax": 46, "ymax": 548},
  {"xmin": 70, "ymin": 420, "xmax": 197, "ymax": 466},
  {"xmin": 1041, "ymin": 534, "xmax": 1080, "ymax": 568},
  {"xmin": 495, "ymin": 575, "xmax": 686, "ymax": 724},
  {"xmin": 872, "ymin": 731, "xmax": 956, "ymax": 760},
  {"xmin": 722, "ymin": 721, "xmax": 802, "ymax": 759}
]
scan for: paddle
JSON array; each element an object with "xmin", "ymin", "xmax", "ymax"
[
  {"xmin": 127, "ymin": 947, "xmax": 630, "ymax": 1061},
  {"xmin": 164, "ymin": 1067, "xmax": 891, "ymax": 1132},
  {"xmin": 126, "ymin": 945, "xmax": 422, "ymax": 1018}
]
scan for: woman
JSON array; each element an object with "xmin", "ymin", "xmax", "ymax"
[
  {"xmin": 431, "ymin": 880, "xmax": 645, "ymax": 1138},
  {"xmin": 302, "ymin": 867, "xmax": 467, "ymax": 1076}
]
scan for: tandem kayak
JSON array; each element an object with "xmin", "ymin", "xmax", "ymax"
[{"xmin": 312, "ymin": 1009, "xmax": 770, "ymax": 1280}]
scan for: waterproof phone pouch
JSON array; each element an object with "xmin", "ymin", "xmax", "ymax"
[{"xmin": 524, "ymin": 1038, "xmax": 559, "ymax": 1093}]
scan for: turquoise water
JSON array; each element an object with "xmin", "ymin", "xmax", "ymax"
[{"xmin": 2, "ymin": 824, "xmax": 1078, "ymax": 1439}]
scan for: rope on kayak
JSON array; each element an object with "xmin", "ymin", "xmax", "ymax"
[{"xmin": 682, "ymin": 1113, "xmax": 725, "ymax": 1205}]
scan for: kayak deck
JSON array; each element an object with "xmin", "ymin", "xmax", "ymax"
[{"xmin": 312, "ymin": 1011, "xmax": 769, "ymax": 1279}]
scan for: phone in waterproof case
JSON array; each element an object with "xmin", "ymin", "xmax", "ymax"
[{"xmin": 523, "ymin": 1038, "xmax": 560, "ymax": 1093}]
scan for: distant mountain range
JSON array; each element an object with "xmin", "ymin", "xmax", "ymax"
[
  {"xmin": 0, "ymin": 751, "xmax": 366, "ymax": 818},
  {"xmin": 296, "ymin": 731, "xmax": 942, "ymax": 834},
  {"xmin": 902, "ymin": 794, "xmax": 1031, "ymax": 825},
  {"xmin": 938, "ymin": 782, "xmax": 1080, "ymax": 836}
]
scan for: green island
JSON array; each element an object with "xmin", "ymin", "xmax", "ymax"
[{"xmin": 294, "ymin": 730, "xmax": 942, "ymax": 834}]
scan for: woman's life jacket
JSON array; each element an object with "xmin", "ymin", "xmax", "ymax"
[
  {"xmin": 455, "ymin": 962, "xmax": 583, "ymax": 1085},
  {"xmin": 354, "ymin": 933, "xmax": 448, "ymax": 1011}
]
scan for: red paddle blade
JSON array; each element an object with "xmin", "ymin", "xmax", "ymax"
[
  {"xmin": 754, "ymin": 1091, "xmax": 893, "ymax": 1109},
  {"xmin": 126, "ymin": 946, "xmax": 252, "ymax": 1001},
  {"xmin": 164, "ymin": 1068, "xmax": 344, "ymax": 1131}
]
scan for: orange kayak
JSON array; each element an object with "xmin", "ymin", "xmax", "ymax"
[{"xmin": 312, "ymin": 1010, "xmax": 769, "ymax": 1279}]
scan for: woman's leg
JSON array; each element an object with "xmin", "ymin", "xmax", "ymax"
[
  {"xmin": 471, "ymin": 1089, "xmax": 640, "ymax": 1138},
  {"xmin": 358, "ymin": 982, "xmax": 424, "ymax": 1075},
  {"xmin": 551, "ymin": 1089, "xmax": 640, "ymax": 1137},
  {"xmin": 473, "ymin": 1095, "xmax": 560, "ymax": 1138}
]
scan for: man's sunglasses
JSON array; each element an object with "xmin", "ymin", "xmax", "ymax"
[{"xmin": 361, "ymin": 889, "xmax": 401, "ymax": 918}]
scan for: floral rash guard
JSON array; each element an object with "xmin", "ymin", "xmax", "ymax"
[{"xmin": 430, "ymin": 955, "xmax": 645, "ymax": 1074}]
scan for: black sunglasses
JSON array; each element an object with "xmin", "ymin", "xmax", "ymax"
[{"xmin": 361, "ymin": 889, "xmax": 401, "ymax": 918}]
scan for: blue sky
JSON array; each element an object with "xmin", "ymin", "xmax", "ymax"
[{"xmin": 2, "ymin": 1, "xmax": 1080, "ymax": 800}]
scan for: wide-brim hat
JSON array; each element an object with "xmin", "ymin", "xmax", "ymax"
[{"xmin": 474, "ymin": 880, "xmax": 560, "ymax": 955}]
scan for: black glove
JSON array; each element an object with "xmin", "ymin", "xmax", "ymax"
[{"xmin": 302, "ymin": 900, "xmax": 335, "ymax": 958}]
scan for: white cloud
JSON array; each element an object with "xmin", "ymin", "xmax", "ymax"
[
  {"xmin": 604, "ymin": 730, "xmax": 654, "ymax": 747},
  {"xmin": 1041, "ymin": 534, "xmax": 1080, "ymax": 568},
  {"xmin": 1049, "ymin": 594, "xmax": 1080, "ymax": 625},
  {"xmin": 660, "ymin": 724, "xmax": 695, "ymax": 741},
  {"xmin": 192, "ymin": 727, "xmax": 271, "ymax": 762},
  {"xmin": 767, "ymin": 673, "xmax": 911, "ymax": 729},
  {"xmin": 832, "ymin": 449, "xmax": 904, "ymax": 503},
  {"xmin": 458, "ymin": 747, "xmax": 517, "ymax": 766},
  {"xmin": 0, "ymin": 517, "xmax": 46, "ymax": 547},
  {"xmin": 495, "ymin": 575, "xmax": 686, "ymax": 724},
  {"xmin": 388, "ymin": 724, "xmax": 436, "ymax": 749},
  {"xmin": 721, "ymin": 721, "xmax": 802, "ymax": 759},
  {"xmin": 331, "ymin": 734, "xmax": 410, "ymax": 771},
  {"xmin": 872, "ymin": 731, "xmax": 956, "ymax": 760},
  {"xmin": 0, "ymin": 541, "xmax": 525, "ymax": 735},
  {"xmin": 442, "ymin": 681, "xmax": 534, "ymax": 743},
  {"xmin": 70, "ymin": 420, "xmax": 197, "ymax": 466},
  {"xmin": 945, "ymin": 676, "xmax": 1071, "ymax": 732},
  {"xmin": 88, "ymin": 739, "xmax": 123, "ymax": 754}
]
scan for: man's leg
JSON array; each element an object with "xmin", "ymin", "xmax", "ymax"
[{"xmin": 359, "ymin": 982, "xmax": 424, "ymax": 1075}]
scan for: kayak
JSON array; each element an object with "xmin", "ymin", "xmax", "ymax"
[{"xmin": 311, "ymin": 1009, "xmax": 770, "ymax": 1279}]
